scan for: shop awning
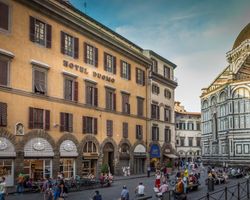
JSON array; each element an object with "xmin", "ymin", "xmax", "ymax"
[{"xmin": 164, "ymin": 153, "xmax": 178, "ymax": 158}]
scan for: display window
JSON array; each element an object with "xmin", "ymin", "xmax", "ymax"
[
  {"xmin": 23, "ymin": 159, "xmax": 52, "ymax": 181},
  {"xmin": 59, "ymin": 159, "xmax": 75, "ymax": 179},
  {"xmin": 0, "ymin": 159, "xmax": 14, "ymax": 186}
]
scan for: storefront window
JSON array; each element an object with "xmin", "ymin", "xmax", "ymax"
[
  {"xmin": 0, "ymin": 159, "xmax": 13, "ymax": 186},
  {"xmin": 60, "ymin": 159, "xmax": 75, "ymax": 178},
  {"xmin": 23, "ymin": 159, "xmax": 52, "ymax": 181}
]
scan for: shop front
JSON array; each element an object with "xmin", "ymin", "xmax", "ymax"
[
  {"xmin": 163, "ymin": 147, "xmax": 178, "ymax": 170},
  {"xmin": 59, "ymin": 140, "xmax": 78, "ymax": 179},
  {"xmin": 82, "ymin": 141, "xmax": 99, "ymax": 177},
  {"xmin": 133, "ymin": 144, "xmax": 146, "ymax": 174},
  {"xmin": 23, "ymin": 137, "xmax": 54, "ymax": 180},
  {"xmin": 149, "ymin": 144, "xmax": 161, "ymax": 171},
  {"xmin": 0, "ymin": 137, "xmax": 16, "ymax": 186},
  {"xmin": 102, "ymin": 142, "xmax": 114, "ymax": 174}
]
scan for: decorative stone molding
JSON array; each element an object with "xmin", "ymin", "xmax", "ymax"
[
  {"xmin": 60, "ymin": 140, "xmax": 78, "ymax": 157},
  {"xmin": 0, "ymin": 137, "xmax": 16, "ymax": 157}
]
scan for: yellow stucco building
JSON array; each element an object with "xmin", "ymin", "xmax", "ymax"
[{"xmin": 0, "ymin": 0, "xmax": 153, "ymax": 185}]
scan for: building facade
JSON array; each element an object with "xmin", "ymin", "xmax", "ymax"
[
  {"xmin": 143, "ymin": 50, "xmax": 177, "ymax": 170},
  {"xmin": 0, "ymin": 0, "xmax": 153, "ymax": 185},
  {"xmin": 175, "ymin": 102, "xmax": 201, "ymax": 162},
  {"xmin": 201, "ymin": 23, "xmax": 250, "ymax": 166}
]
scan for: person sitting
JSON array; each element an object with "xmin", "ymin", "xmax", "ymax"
[
  {"xmin": 175, "ymin": 178, "xmax": 184, "ymax": 194},
  {"xmin": 159, "ymin": 181, "xmax": 169, "ymax": 193},
  {"xmin": 189, "ymin": 173, "xmax": 197, "ymax": 184}
]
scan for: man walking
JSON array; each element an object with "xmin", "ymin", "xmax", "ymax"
[{"xmin": 121, "ymin": 185, "xmax": 129, "ymax": 200}]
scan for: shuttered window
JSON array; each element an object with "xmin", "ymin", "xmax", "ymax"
[
  {"xmin": 120, "ymin": 60, "xmax": 131, "ymax": 80},
  {"xmin": 33, "ymin": 68, "xmax": 47, "ymax": 95},
  {"xmin": 151, "ymin": 104, "xmax": 160, "ymax": 119},
  {"xmin": 106, "ymin": 120, "xmax": 113, "ymax": 137},
  {"xmin": 122, "ymin": 93, "xmax": 130, "ymax": 114},
  {"xmin": 61, "ymin": 31, "xmax": 79, "ymax": 58},
  {"xmin": 152, "ymin": 126, "xmax": 159, "ymax": 141},
  {"xmin": 82, "ymin": 116, "xmax": 97, "ymax": 134},
  {"xmin": 151, "ymin": 58, "xmax": 158, "ymax": 73},
  {"xmin": 85, "ymin": 81, "xmax": 98, "ymax": 107},
  {"xmin": 0, "ymin": 102, "xmax": 7, "ymax": 127},
  {"xmin": 164, "ymin": 107, "xmax": 171, "ymax": 122},
  {"xmin": 64, "ymin": 77, "xmax": 78, "ymax": 102},
  {"xmin": 60, "ymin": 112, "xmax": 73, "ymax": 132},
  {"xmin": 105, "ymin": 88, "xmax": 116, "ymax": 111},
  {"xmin": 164, "ymin": 127, "xmax": 171, "ymax": 143},
  {"xmin": 152, "ymin": 84, "xmax": 160, "ymax": 95},
  {"xmin": 164, "ymin": 89, "xmax": 171, "ymax": 99},
  {"xmin": 122, "ymin": 122, "xmax": 128, "ymax": 138},
  {"xmin": 0, "ymin": 2, "xmax": 9, "ymax": 31},
  {"xmin": 29, "ymin": 107, "xmax": 50, "ymax": 130},
  {"xmin": 29, "ymin": 16, "xmax": 52, "ymax": 48},
  {"xmin": 84, "ymin": 43, "xmax": 98, "ymax": 67},
  {"xmin": 137, "ymin": 97, "xmax": 144, "ymax": 117},
  {"xmin": 136, "ymin": 125, "xmax": 143, "ymax": 140},
  {"xmin": 104, "ymin": 52, "xmax": 116, "ymax": 74},
  {"xmin": 0, "ymin": 59, "xmax": 8, "ymax": 86},
  {"xmin": 164, "ymin": 66, "xmax": 170, "ymax": 79},
  {"xmin": 136, "ymin": 68, "xmax": 145, "ymax": 85}
]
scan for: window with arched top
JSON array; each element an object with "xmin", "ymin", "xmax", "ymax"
[
  {"xmin": 219, "ymin": 92, "xmax": 226, "ymax": 102},
  {"xmin": 233, "ymin": 88, "xmax": 250, "ymax": 99},
  {"xmin": 202, "ymin": 100, "xmax": 208, "ymax": 109},
  {"xmin": 120, "ymin": 143, "xmax": 129, "ymax": 153},
  {"xmin": 211, "ymin": 96, "xmax": 217, "ymax": 106},
  {"xmin": 83, "ymin": 141, "xmax": 97, "ymax": 153}
]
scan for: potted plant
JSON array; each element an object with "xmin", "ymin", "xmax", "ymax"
[{"xmin": 166, "ymin": 162, "xmax": 173, "ymax": 174}]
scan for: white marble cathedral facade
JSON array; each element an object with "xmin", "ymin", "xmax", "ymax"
[{"xmin": 201, "ymin": 23, "xmax": 250, "ymax": 166}]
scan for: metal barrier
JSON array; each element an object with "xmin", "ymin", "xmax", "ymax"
[{"xmin": 197, "ymin": 179, "xmax": 250, "ymax": 200}]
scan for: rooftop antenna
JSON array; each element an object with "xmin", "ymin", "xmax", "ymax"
[{"xmin": 83, "ymin": 1, "xmax": 87, "ymax": 14}]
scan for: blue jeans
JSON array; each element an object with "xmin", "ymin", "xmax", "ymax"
[
  {"xmin": 0, "ymin": 193, "xmax": 5, "ymax": 200},
  {"xmin": 16, "ymin": 183, "xmax": 24, "ymax": 194}
]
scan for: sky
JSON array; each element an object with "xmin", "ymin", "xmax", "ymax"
[{"xmin": 70, "ymin": 0, "xmax": 250, "ymax": 112}]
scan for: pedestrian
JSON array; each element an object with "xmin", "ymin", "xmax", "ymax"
[
  {"xmin": 135, "ymin": 182, "xmax": 145, "ymax": 197},
  {"xmin": 155, "ymin": 171, "xmax": 161, "ymax": 188},
  {"xmin": 92, "ymin": 190, "xmax": 102, "ymax": 200},
  {"xmin": 159, "ymin": 181, "xmax": 169, "ymax": 193},
  {"xmin": 16, "ymin": 173, "xmax": 24, "ymax": 195},
  {"xmin": 0, "ymin": 177, "xmax": 7, "ymax": 200},
  {"xmin": 147, "ymin": 165, "xmax": 151, "ymax": 177},
  {"xmin": 58, "ymin": 180, "xmax": 68, "ymax": 200},
  {"xmin": 42, "ymin": 176, "xmax": 53, "ymax": 200},
  {"xmin": 121, "ymin": 185, "xmax": 129, "ymax": 200}
]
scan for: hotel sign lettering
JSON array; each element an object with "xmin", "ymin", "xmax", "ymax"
[{"xmin": 63, "ymin": 60, "xmax": 115, "ymax": 83}]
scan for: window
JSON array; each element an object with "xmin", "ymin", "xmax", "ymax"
[
  {"xmin": 137, "ymin": 97, "xmax": 144, "ymax": 117},
  {"xmin": 196, "ymin": 137, "xmax": 201, "ymax": 147},
  {"xmin": 33, "ymin": 68, "xmax": 47, "ymax": 95},
  {"xmin": 151, "ymin": 58, "xmax": 158, "ymax": 73},
  {"xmin": 105, "ymin": 88, "xmax": 116, "ymax": 111},
  {"xmin": 30, "ymin": 17, "xmax": 52, "ymax": 48},
  {"xmin": 83, "ymin": 141, "xmax": 97, "ymax": 153},
  {"xmin": 187, "ymin": 122, "xmax": 194, "ymax": 130},
  {"xmin": 164, "ymin": 89, "xmax": 171, "ymax": 99},
  {"xmin": 106, "ymin": 120, "xmax": 113, "ymax": 136},
  {"xmin": 136, "ymin": 68, "xmax": 145, "ymax": 85},
  {"xmin": 151, "ymin": 104, "xmax": 160, "ymax": 119},
  {"xmin": 120, "ymin": 60, "xmax": 131, "ymax": 80},
  {"xmin": 164, "ymin": 66, "xmax": 170, "ymax": 79},
  {"xmin": 84, "ymin": 43, "xmax": 98, "ymax": 67},
  {"xmin": 104, "ymin": 52, "xmax": 116, "ymax": 74},
  {"xmin": 136, "ymin": 125, "xmax": 143, "ymax": 140},
  {"xmin": 121, "ymin": 93, "xmax": 130, "ymax": 114},
  {"xmin": 152, "ymin": 126, "xmax": 159, "ymax": 141},
  {"xmin": 180, "ymin": 137, "xmax": 185, "ymax": 146},
  {"xmin": 152, "ymin": 84, "xmax": 160, "ymax": 95},
  {"xmin": 0, "ymin": 102, "xmax": 7, "ymax": 127},
  {"xmin": 0, "ymin": 1, "xmax": 10, "ymax": 31},
  {"xmin": 60, "ymin": 159, "xmax": 74, "ymax": 179},
  {"xmin": 85, "ymin": 81, "xmax": 98, "ymax": 107},
  {"xmin": 64, "ymin": 76, "xmax": 78, "ymax": 102},
  {"xmin": 82, "ymin": 116, "xmax": 97, "ymax": 134},
  {"xmin": 61, "ymin": 31, "xmax": 79, "ymax": 58},
  {"xmin": 60, "ymin": 112, "xmax": 73, "ymax": 132},
  {"xmin": 196, "ymin": 122, "xmax": 201, "ymax": 130},
  {"xmin": 0, "ymin": 56, "xmax": 10, "ymax": 86},
  {"xmin": 29, "ymin": 107, "xmax": 50, "ymax": 130},
  {"xmin": 164, "ymin": 107, "xmax": 171, "ymax": 122},
  {"xmin": 122, "ymin": 122, "xmax": 128, "ymax": 138},
  {"xmin": 164, "ymin": 127, "xmax": 171, "ymax": 143},
  {"xmin": 176, "ymin": 140, "xmax": 179, "ymax": 145},
  {"xmin": 188, "ymin": 137, "xmax": 193, "ymax": 146}
]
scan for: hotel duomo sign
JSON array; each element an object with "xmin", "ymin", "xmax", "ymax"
[{"xmin": 63, "ymin": 60, "xmax": 115, "ymax": 83}]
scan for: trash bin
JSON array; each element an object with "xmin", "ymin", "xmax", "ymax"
[{"xmin": 207, "ymin": 177, "xmax": 214, "ymax": 192}]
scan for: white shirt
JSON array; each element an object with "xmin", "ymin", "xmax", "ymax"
[
  {"xmin": 137, "ymin": 185, "xmax": 145, "ymax": 195},
  {"xmin": 0, "ymin": 182, "xmax": 6, "ymax": 194}
]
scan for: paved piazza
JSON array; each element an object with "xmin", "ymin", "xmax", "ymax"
[{"xmin": 6, "ymin": 171, "xmax": 247, "ymax": 200}]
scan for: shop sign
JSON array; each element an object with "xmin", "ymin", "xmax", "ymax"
[
  {"xmin": 165, "ymin": 149, "xmax": 171, "ymax": 153},
  {"xmin": 63, "ymin": 60, "xmax": 115, "ymax": 83},
  {"xmin": 150, "ymin": 144, "xmax": 160, "ymax": 158}
]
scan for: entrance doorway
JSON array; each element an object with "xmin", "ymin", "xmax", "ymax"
[
  {"xmin": 23, "ymin": 159, "xmax": 52, "ymax": 181},
  {"xmin": 134, "ymin": 157, "xmax": 145, "ymax": 174},
  {"xmin": 103, "ymin": 143, "xmax": 114, "ymax": 174}
]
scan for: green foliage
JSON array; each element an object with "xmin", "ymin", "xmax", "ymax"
[
  {"xmin": 166, "ymin": 162, "xmax": 172, "ymax": 168},
  {"xmin": 101, "ymin": 163, "xmax": 109, "ymax": 173}
]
